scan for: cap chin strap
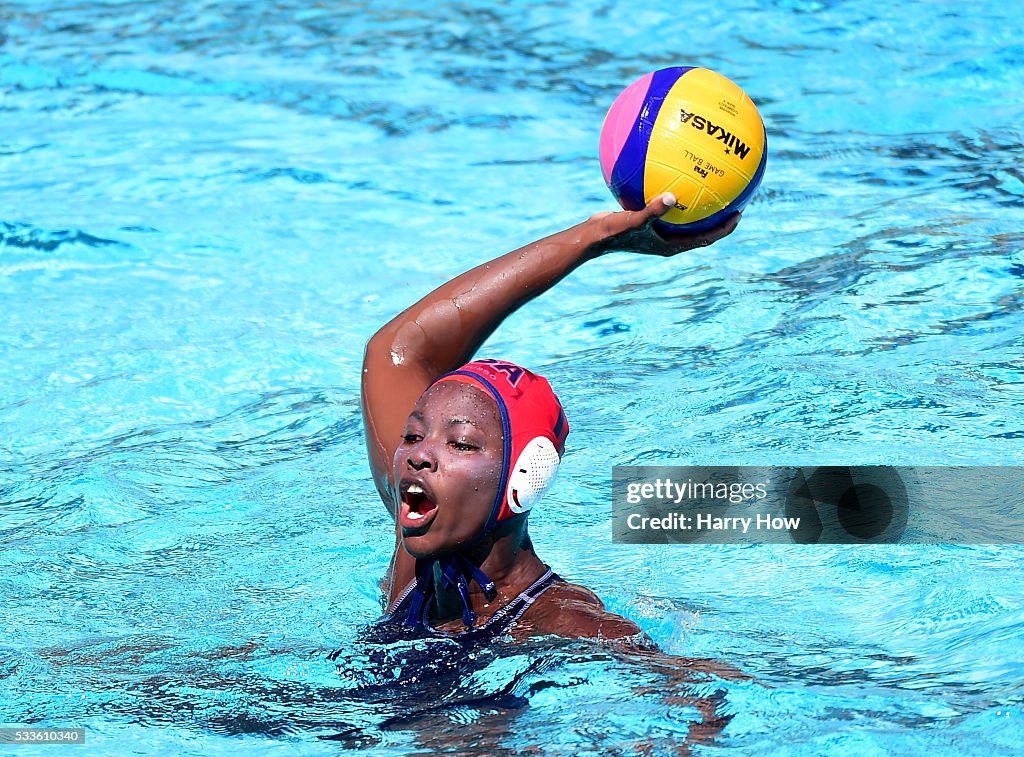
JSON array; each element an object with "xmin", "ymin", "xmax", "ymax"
[{"xmin": 404, "ymin": 552, "xmax": 499, "ymax": 629}]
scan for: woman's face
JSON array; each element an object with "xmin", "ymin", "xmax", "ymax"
[{"xmin": 392, "ymin": 381, "xmax": 504, "ymax": 558}]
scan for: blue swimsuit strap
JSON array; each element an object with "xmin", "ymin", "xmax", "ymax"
[{"xmin": 459, "ymin": 567, "xmax": 558, "ymax": 636}]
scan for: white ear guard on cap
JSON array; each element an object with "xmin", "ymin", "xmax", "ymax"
[{"xmin": 506, "ymin": 436, "xmax": 561, "ymax": 514}]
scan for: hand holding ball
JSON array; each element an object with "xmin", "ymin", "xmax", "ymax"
[{"xmin": 599, "ymin": 66, "xmax": 767, "ymax": 234}]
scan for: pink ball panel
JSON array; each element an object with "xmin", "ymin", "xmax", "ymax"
[{"xmin": 599, "ymin": 72, "xmax": 653, "ymax": 185}]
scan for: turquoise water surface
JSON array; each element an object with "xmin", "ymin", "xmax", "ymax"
[{"xmin": 2, "ymin": 0, "xmax": 1023, "ymax": 754}]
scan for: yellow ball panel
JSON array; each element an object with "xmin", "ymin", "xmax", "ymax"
[
  {"xmin": 643, "ymin": 68, "xmax": 766, "ymax": 224},
  {"xmin": 643, "ymin": 159, "xmax": 704, "ymax": 223}
]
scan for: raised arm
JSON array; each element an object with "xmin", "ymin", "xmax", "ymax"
[{"xmin": 361, "ymin": 194, "xmax": 740, "ymax": 513}]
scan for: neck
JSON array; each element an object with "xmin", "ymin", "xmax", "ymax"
[{"xmin": 431, "ymin": 523, "xmax": 546, "ymax": 622}]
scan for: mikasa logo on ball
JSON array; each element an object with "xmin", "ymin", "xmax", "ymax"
[{"xmin": 679, "ymin": 108, "xmax": 752, "ymax": 160}]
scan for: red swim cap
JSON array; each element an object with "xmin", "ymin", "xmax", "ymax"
[{"xmin": 432, "ymin": 359, "xmax": 569, "ymax": 530}]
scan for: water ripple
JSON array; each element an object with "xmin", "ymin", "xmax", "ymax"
[{"xmin": 0, "ymin": 221, "xmax": 132, "ymax": 253}]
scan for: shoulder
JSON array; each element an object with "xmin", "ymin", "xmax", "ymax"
[{"xmin": 516, "ymin": 580, "xmax": 644, "ymax": 642}]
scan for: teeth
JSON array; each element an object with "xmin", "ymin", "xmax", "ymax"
[
  {"xmin": 407, "ymin": 483, "xmax": 425, "ymax": 495},
  {"xmin": 407, "ymin": 510, "xmax": 424, "ymax": 520}
]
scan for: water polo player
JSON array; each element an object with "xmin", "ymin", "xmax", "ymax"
[{"xmin": 362, "ymin": 193, "xmax": 739, "ymax": 641}]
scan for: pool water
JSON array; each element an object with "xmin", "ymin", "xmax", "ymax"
[{"xmin": 2, "ymin": 0, "xmax": 1023, "ymax": 754}]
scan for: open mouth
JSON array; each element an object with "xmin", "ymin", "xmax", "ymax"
[{"xmin": 399, "ymin": 481, "xmax": 439, "ymax": 532}]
